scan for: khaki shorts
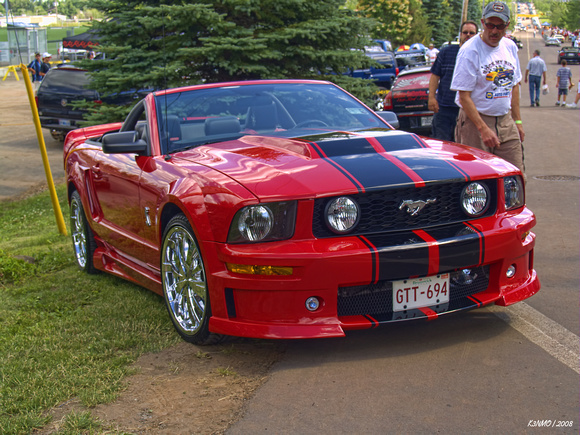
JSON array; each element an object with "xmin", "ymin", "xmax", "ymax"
[{"xmin": 455, "ymin": 109, "xmax": 525, "ymax": 176}]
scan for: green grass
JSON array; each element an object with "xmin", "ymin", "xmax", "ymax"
[{"xmin": 0, "ymin": 185, "xmax": 180, "ymax": 434}]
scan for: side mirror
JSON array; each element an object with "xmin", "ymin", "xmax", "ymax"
[
  {"xmin": 102, "ymin": 131, "xmax": 148, "ymax": 154},
  {"xmin": 376, "ymin": 111, "xmax": 400, "ymax": 130}
]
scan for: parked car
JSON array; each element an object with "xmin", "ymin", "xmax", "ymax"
[
  {"xmin": 349, "ymin": 51, "xmax": 400, "ymax": 90},
  {"xmin": 383, "ymin": 66, "xmax": 433, "ymax": 135},
  {"xmin": 64, "ymin": 79, "xmax": 539, "ymax": 344},
  {"xmin": 545, "ymin": 37, "xmax": 561, "ymax": 47},
  {"xmin": 394, "ymin": 48, "xmax": 428, "ymax": 70},
  {"xmin": 557, "ymin": 46, "xmax": 580, "ymax": 64},
  {"xmin": 554, "ymin": 34, "xmax": 565, "ymax": 43},
  {"xmin": 364, "ymin": 39, "xmax": 393, "ymax": 52},
  {"xmin": 36, "ymin": 65, "xmax": 149, "ymax": 141}
]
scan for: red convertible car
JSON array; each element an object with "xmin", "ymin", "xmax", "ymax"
[{"xmin": 65, "ymin": 79, "xmax": 540, "ymax": 344}]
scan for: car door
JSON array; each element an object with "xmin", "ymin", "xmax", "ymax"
[{"xmin": 90, "ymin": 147, "xmax": 145, "ymax": 258}]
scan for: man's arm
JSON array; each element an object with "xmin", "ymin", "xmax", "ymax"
[
  {"xmin": 458, "ymin": 90, "xmax": 501, "ymax": 149},
  {"xmin": 524, "ymin": 69, "xmax": 529, "ymax": 83},
  {"xmin": 510, "ymin": 83, "xmax": 525, "ymax": 143},
  {"xmin": 428, "ymin": 73, "xmax": 440, "ymax": 113}
]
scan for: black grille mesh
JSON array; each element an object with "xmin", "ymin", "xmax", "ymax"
[
  {"xmin": 337, "ymin": 266, "xmax": 490, "ymax": 317},
  {"xmin": 313, "ymin": 181, "xmax": 496, "ymax": 238}
]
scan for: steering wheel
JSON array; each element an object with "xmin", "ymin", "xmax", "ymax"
[{"xmin": 294, "ymin": 119, "xmax": 329, "ymax": 128}]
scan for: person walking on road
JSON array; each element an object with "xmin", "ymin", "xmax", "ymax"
[
  {"xmin": 567, "ymin": 79, "xmax": 580, "ymax": 108},
  {"xmin": 555, "ymin": 59, "xmax": 573, "ymax": 106},
  {"xmin": 450, "ymin": 1, "xmax": 525, "ymax": 177},
  {"xmin": 524, "ymin": 50, "xmax": 547, "ymax": 107},
  {"xmin": 428, "ymin": 20, "xmax": 479, "ymax": 141}
]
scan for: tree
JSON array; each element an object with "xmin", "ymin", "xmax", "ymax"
[
  {"xmin": 356, "ymin": 0, "xmax": 413, "ymax": 45},
  {"xmin": 406, "ymin": 0, "xmax": 431, "ymax": 46},
  {"xmin": 422, "ymin": 0, "xmax": 460, "ymax": 46},
  {"xmin": 78, "ymin": 0, "xmax": 378, "ymax": 124},
  {"xmin": 565, "ymin": 0, "xmax": 580, "ymax": 30},
  {"xmin": 5, "ymin": 0, "xmax": 35, "ymax": 15}
]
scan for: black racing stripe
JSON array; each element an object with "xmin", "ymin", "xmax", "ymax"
[
  {"xmin": 309, "ymin": 140, "xmax": 365, "ymax": 193},
  {"xmin": 313, "ymin": 136, "xmax": 377, "ymax": 157},
  {"xmin": 374, "ymin": 132, "xmax": 427, "ymax": 152},
  {"xmin": 364, "ymin": 233, "xmax": 431, "ymax": 281},
  {"xmin": 464, "ymin": 222, "xmax": 485, "ymax": 265},
  {"xmin": 313, "ymin": 138, "xmax": 416, "ymax": 188},
  {"xmin": 424, "ymin": 224, "xmax": 484, "ymax": 270},
  {"xmin": 357, "ymin": 236, "xmax": 378, "ymax": 283},
  {"xmin": 376, "ymin": 134, "xmax": 469, "ymax": 183}
]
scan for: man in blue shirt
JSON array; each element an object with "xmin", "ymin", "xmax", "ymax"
[
  {"xmin": 524, "ymin": 50, "xmax": 547, "ymax": 107},
  {"xmin": 428, "ymin": 21, "xmax": 479, "ymax": 141},
  {"xmin": 27, "ymin": 52, "xmax": 43, "ymax": 83}
]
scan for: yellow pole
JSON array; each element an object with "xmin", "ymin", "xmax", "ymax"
[{"xmin": 19, "ymin": 63, "xmax": 68, "ymax": 236}]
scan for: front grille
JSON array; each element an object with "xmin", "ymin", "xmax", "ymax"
[
  {"xmin": 337, "ymin": 266, "xmax": 490, "ymax": 317},
  {"xmin": 313, "ymin": 181, "xmax": 496, "ymax": 238}
]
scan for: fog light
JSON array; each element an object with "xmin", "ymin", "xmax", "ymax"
[
  {"xmin": 506, "ymin": 265, "xmax": 516, "ymax": 278},
  {"xmin": 305, "ymin": 297, "xmax": 320, "ymax": 311}
]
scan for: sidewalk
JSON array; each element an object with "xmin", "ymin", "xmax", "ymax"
[{"xmin": 0, "ymin": 78, "xmax": 64, "ymax": 201}]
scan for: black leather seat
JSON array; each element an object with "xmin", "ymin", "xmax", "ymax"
[
  {"xmin": 204, "ymin": 116, "xmax": 241, "ymax": 136},
  {"xmin": 245, "ymin": 103, "xmax": 278, "ymax": 131},
  {"xmin": 164, "ymin": 115, "xmax": 182, "ymax": 142}
]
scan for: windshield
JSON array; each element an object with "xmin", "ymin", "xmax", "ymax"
[{"xmin": 154, "ymin": 82, "xmax": 386, "ymax": 153}]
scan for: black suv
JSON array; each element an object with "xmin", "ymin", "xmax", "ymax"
[{"xmin": 36, "ymin": 65, "xmax": 148, "ymax": 141}]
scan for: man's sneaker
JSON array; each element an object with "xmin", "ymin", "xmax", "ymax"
[
  {"xmin": 530, "ymin": 103, "xmax": 535, "ymax": 107},
  {"xmin": 536, "ymin": 101, "xmax": 540, "ymax": 106},
  {"xmin": 568, "ymin": 103, "xmax": 578, "ymax": 108},
  {"xmin": 556, "ymin": 101, "xmax": 561, "ymax": 106},
  {"xmin": 562, "ymin": 103, "xmax": 567, "ymax": 107}
]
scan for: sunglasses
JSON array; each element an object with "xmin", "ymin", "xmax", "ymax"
[
  {"xmin": 462, "ymin": 31, "xmax": 477, "ymax": 35},
  {"xmin": 483, "ymin": 22, "xmax": 508, "ymax": 30}
]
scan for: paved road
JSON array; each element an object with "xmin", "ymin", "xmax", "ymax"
[
  {"xmin": 0, "ymin": 31, "xmax": 578, "ymax": 434},
  {"xmin": 228, "ymin": 31, "xmax": 579, "ymax": 434},
  {"xmin": 0, "ymin": 77, "xmax": 64, "ymax": 202}
]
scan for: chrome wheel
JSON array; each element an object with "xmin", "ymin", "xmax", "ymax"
[
  {"xmin": 70, "ymin": 190, "xmax": 97, "ymax": 273},
  {"xmin": 70, "ymin": 194, "xmax": 87, "ymax": 268},
  {"xmin": 161, "ymin": 215, "xmax": 211, "ymax": 341}
]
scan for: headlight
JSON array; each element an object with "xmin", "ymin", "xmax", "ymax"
[
  {"xmin": 325, "ymin": 196, "xmax": 360, "ymax": 234},
  {"xmin": 461, "ymin": 182, "xmax": 489, "ymax": 216},
  {"xmin": 504, "ymin": 176, "xmax": 524, "ymax": 210},
  {"xmin": 228, "ymin": 201, "xmax": 296, "ymax": 243}
]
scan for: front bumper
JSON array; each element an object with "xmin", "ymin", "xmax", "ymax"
[{"xmin": 205, "ymin": 207, "xmax": 540, "ymax": 339}]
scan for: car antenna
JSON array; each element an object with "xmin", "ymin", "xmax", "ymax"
[{"xmin": 162, "ymin": 7, "xmax": 170, "ymax": 158}]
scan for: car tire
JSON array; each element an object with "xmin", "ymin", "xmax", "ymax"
[
  {"xmin": 70, "ymin": 190, "xmax": 98, "ymax": 274},
  {"xmin": 161, "ymin": 214, "xmax": 224, "ymax": 345}
]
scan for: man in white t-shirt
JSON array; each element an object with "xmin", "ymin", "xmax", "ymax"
[
  {"xmin": 426, "ymin": 43, "xmax": 439, "ymax": 64},
  {"xmin": 450, "ymin": 1, "xmax": 525, "ymax": 177}
]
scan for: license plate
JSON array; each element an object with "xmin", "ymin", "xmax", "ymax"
[
  {"xmin": 58, "ymin": 119, "xmax": 71, "ymax": 127},
  {"xmin": 420, "ymin": 116, "xmax": 433, "ymax": 127},
  {"xmin": 393, "ymin": 273, "xmax": 450, "ymax": 311}
]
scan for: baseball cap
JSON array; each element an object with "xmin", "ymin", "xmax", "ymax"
[
  {"xmin": 482, "ymin": 1, "xmax": 510, "ymax": 23},
  {"xmin": 42, "ymin": 52, "xmax": 52, "ymax": 58}
]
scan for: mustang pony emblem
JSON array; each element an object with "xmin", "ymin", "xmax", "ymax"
[{"xmin": 399, "ymin": 199, "xmax": 437, "ymax": 216}]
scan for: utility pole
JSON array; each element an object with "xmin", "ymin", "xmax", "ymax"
[{"xmin": 462, "ymin": 0, "xmax": 469, "ymax": 25}]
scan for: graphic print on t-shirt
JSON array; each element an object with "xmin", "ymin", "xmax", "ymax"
[{"xmin": 482, "ymin": 61, "xmax": 515, "ymax": 97}]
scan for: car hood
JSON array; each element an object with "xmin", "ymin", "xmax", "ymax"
[{"xmin": 174, "ymin": 129, "xmax": 517, "ymax": 201}]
